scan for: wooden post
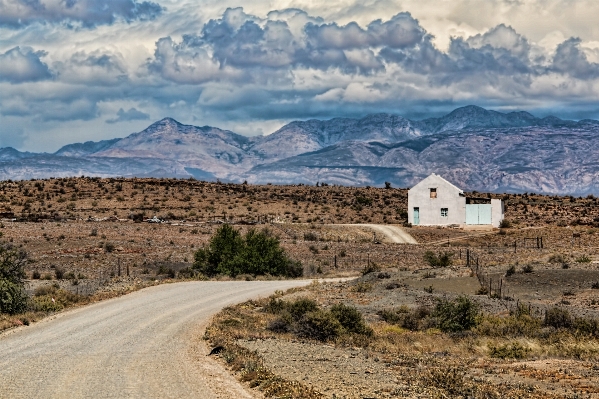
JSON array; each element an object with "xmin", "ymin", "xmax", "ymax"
[
  {"xmin": 514, "ymin": 241, "xmax": 517, "ymax": 253},
  {"xmin": 540, "ymin": 237, "xmax": 543, "ymax": 249},
  {"xmin": 118, "ymin": 258, "xmax": 121, "ymax": 277},
  {"xmin": 127, "ymin": 264, "xmax": 130, "ymax": 277},
  {"xmin": 334, "ymin": 255, "xmax": 337, "ymax": 269},
  {"xmin": 466, "ymin": 249, "xmax": 470, "ymax": 267},
  {"xmin": 499, "ymin": 278, "xmax": 503, "ymax": 298},
  {"xmin": 489, "ymin": 278, "xmax": 492, "ymax": 298}
]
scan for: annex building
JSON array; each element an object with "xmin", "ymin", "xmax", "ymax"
[{"xmin": 407, "ymin": 173, "xmax": 504, "ymax": 227}]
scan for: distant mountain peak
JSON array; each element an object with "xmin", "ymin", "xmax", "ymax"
[{"xmin": 153, "ymin": 117, "xmax": 182, "ymax": 127}]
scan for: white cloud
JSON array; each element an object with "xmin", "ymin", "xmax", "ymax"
[{"xmin": 3, "ymin": 1, "xmax": 599, "ymax": 152}]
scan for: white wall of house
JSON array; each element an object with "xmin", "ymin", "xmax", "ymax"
[
  {"xmin": 491, "ymin": 198, "xmax": 504, "ymax": 228},
  {"xmin": 408, "ymin": 174, "xmax": 504, "ymax": 227},
  {"xmin": 407, "ymin": 174, "xmax": 466, "ymax": 226}
]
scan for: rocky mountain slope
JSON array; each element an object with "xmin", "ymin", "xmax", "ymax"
[{"xmin": 2, "ymin": 106, "xmax": 598, "ymax": 194}]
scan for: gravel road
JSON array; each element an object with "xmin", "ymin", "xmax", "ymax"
[
  {"xmin": 341, "ymin": 224, "xmax": 418, "ymax": 244},
  {"xmin": 0, "ymin": 280, "xmax": 314, "ymax": 399}
]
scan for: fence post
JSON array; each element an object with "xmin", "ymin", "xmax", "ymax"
[
  {"xmin": 334, "ymin": 255, "xmax": 337, "ymax": 269},
  {"xmin": 118, "ymin": 258, "xmax": 121, "ymax": 277}
]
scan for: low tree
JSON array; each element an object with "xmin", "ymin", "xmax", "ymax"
[
  {"xmin": 433, "ymin": 295, "xmax": 479, "ymax": 333},
  {"xmin": 193, "ymin": 225, "xmax": 303, "ymax": 278},
  {"xmin": 0, "ymin": 243, "xmax": 28, "ymax": 314}
]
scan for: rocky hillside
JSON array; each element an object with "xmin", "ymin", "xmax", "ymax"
[{"xmin": 1, "ymin": 106, "xmax": 598, "ymax": 194}]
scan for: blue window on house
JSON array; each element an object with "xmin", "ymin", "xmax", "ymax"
[{"xmin": 441, "ymin": 208, "xmax": 448, "ymax": 217}]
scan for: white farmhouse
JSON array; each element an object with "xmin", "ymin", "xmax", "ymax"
[{"xmin": 407, "ymin": 174, "xmax": 504, "ymax": 228}]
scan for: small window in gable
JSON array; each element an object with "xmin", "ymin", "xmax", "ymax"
[
  {"xmin": 430, "ymin": 188, "xmax": 437, "ymax": 198},
  {"xmin": 441, "ymin": 208, "xmax": 448, "ymax": 217}
]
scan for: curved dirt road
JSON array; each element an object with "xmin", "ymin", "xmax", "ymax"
[
  {"xmin": 341, "ymin": 224, "xmax": 418, "ymax": 244},
  {"xmin": 0, "ymin": 280, "xmax": 313, "ymax": 399}
]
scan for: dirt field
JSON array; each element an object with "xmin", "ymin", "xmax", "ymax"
[{"xmin": 2, "ymin": 177, "xmax": 599, "ymax": 397}]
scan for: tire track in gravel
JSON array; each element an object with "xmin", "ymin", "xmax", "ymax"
[{"xmin": 0, "ymin": 280, "xmax": 314, "ymax": 399}]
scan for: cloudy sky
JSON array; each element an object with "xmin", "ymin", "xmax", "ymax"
[{"xmin": 2, "ymin": 0, "xmax": 599, "ymax": 152}]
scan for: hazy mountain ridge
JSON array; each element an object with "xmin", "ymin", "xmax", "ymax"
[{"xmin": 2, "ymin": 106, "xmax": 599, "ymax": 194}]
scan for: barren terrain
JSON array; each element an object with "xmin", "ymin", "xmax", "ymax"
[{"xmin": 1, "ymin": 177, "xmax": 599, "ymax": 398}]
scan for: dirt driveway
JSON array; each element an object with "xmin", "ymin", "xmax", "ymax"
[
  {"xmin": 0, "ymin": 280, "xmax": 314, "ymax": 399},
  {"xmin": 339, "ymin": 224, "xmax": 418, "ymax": 244}
]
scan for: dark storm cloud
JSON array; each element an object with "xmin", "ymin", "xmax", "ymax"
[
  {"xmin": 106, "ymin": 107, "xmax": 150, "ymax": 124},
  {"xmin": 0, "ymin": 0, "xmax": 164, "ymax": 28},
  {"xmin": 0, "ymin": 46, "xmax": 52, "ymax": 83},
  {"xmin": 551, "ymin": 38, "xmax": 599, "ymax": 80}
]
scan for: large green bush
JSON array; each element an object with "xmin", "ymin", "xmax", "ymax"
[
  {"xmin": 295, "ymin": 310, "xmax": 343, "ymax": 341},
  {"xmin": 193, "ymin": 225, "xmax": 303, "ymax": 277},
  {"xmin": 433, "ymin": 296, "xmax": 480, "ymax": 333},
  {"xmin": 330, "ymin": 303, "xmax": 373, "ymax": 336},
  {"xmin": 0, "ymin": 279, "xmax": 27, "ymax": 314},
  {"xmin": 0, "ymin": 243, "xmax": 27, "ymax": 315}
]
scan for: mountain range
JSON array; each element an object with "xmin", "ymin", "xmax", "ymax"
[{"xmin": 2, "ymin": 105, "xmax": 599, "ymax": 194}]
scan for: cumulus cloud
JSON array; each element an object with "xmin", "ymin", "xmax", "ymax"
[
  {"xmin": 106, "ymin": 107, "xmax": 149, "ymax": 123},
  {"xmin": 0, "ymin": 46, "xmax": 52, "ymax": 83},
  {"xmin": 5, "ymin": 3, "xmax": 599, "ymax": 153},
  {"xmin": 53, "ymin": 50, "xmax": 128, "ymax": 85},
  {"xmin": 551, "ymin": 38, "xmax": 599, "ymax": 80},
  {"xmin": 0, "ymin": 0, "xmax": 164, "ymax": 28}
]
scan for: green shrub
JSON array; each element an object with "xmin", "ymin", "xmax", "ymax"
[
  {"xmin": 0, "ymin": 242, "xmax": 27, "ymax": 285},
  {"xmin": 505, "ymin": 265, "xmax": 516, "ymax": 277},
  {"xmin": 288, "ymin": 298, "xmax": 319, "ymax": 321},
  {"xmin": 476, "ymin": 313, "xmax": 541, "ymax": 338},
  {"xmin": 29, "ymin": 285, "xmax": 84, "ymax": 312},
  {"xmin": 499, "ymin": 219, "xmax": 512, "ymax": 228},
  {"xmin": 522, "ymin": 264, "xmax": 534, "ymax": 273},
  {"xmin": 295, "ymin": 310, "xmax": 343, "ymax": 341},
  {"xmin": 575, "ymin": 255, "xmax": 592, "ymax": 263},
  {"xmin": 544, "ymin": 307, "xmax": 573, "ymax": 329},
  {"xmin": 193, "ymin": 225, "xmax": 302, "ymax": 277},
  {"xmin": 424, "ymin": 251, "xmax": 453, "ymax": 268},
  {"xmin": 361, "ymin": 262, "xmax": 381, "ymax": 275},
  {"xmin": 330, "ymin": 303, "xmax": 372, "ymax": 336},
  {"xmin": 0, "ymin": 279, "xmax": 28, "ymax": 314},
  {"xmin": 303, "ymin": 232, "xmax": 318, "ymax": 241},
  {"xmin": 378, "ymin": 305, "xmax": 431, "ymax": 331},
  {"xmin": 433, "ymin": 296, "xmax": 480, "ymax": 333},
  {"xmin": 548, "ymin": 254, "xmax": 565, "ymax": 264},
  {"xmin": 0, "ymin": 243, "xmax": 28, "ymax": 314},
  {"xmin": 352, "ymin": 282, "xmax": 373, "ymax": 293},
  {"xmin": 573, "ymin": 317, "xmax": 599, "ymax": 337},
  {"xmin": 489, "ymin": 342, "xmax": 531, "ymax": 359}
]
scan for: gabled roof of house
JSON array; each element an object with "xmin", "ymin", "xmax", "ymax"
[{"xmin": 409, "ymin": 173, "xmax": 464, "ymax": 194}]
